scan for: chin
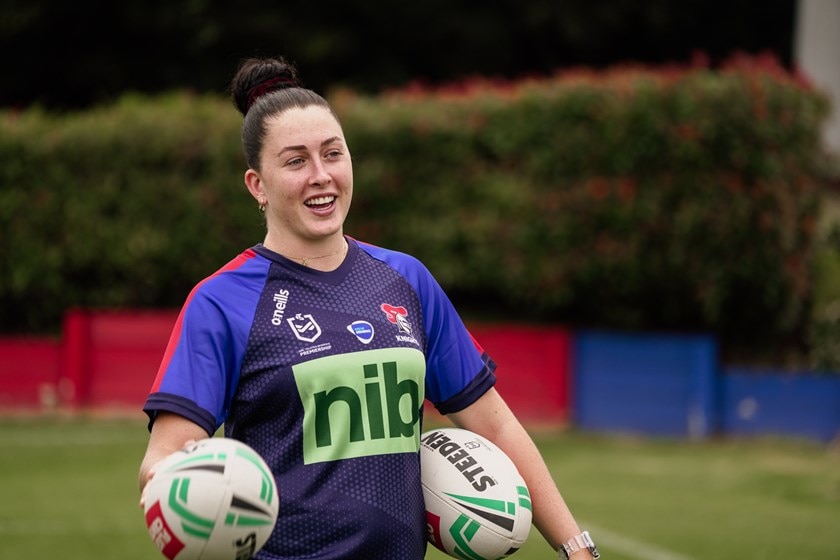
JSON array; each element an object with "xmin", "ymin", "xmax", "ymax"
[{"xmin": 308, "ymin": 224, "xmax": 343, "ymax": 240}]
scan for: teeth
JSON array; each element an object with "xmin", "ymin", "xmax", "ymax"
[{"xmin": 305, "ymin": 196, "xmax": 335, "ymax": 206}]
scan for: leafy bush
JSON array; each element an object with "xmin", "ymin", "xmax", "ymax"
[
  {"xmin": 0, "ymin": 94, "xmax": 259, "ymax": 332},
  {"xmin": 340, "ymin": 57, "xmax": 832, "ymax": 355},
  {"xmin": 0, "ymin": 57, "xmax": 833, "ymax": 363}
]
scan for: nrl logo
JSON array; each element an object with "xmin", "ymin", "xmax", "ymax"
[{"xmin": 287, "ymin": 313, "xmax": 322, "ymax": 343}]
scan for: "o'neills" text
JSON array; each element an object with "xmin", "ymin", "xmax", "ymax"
[{"xmin": 271, "ymin": 290, "xmax": 290, "ymax": 326}]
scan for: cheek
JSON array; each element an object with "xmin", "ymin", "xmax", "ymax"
[
  {"xmin": 341, "ymin": 178, "xmax": 353, "ymax": 205},
  {"xmin": 339, "ymin": 167, "xmax": 354, "ymax": 192},
  {"xmin": 268, "ymin": 175, "xmax": 301, "ymax": 201}
]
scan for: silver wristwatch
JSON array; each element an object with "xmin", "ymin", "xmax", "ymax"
[{"xmin": 558, "ymin": 530, "xmax": 600, "ymax": 559}]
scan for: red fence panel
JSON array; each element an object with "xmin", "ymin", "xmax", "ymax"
[
  {"xmin": 468, "ymin": 324, "xmax": 572, "ymax": 424},
  {"xmin": 61, "ymin": 309, "xmax": 179, "ymax": 409},
  {"xmin": 0, "ymin": 337, "xmax": 61, "ymax": 409},
  {"xmin": 2, "ymin": 313, "xmax": 573, "ymax": 421},
  {"xmin": 3, "ymin": 312, "xmax": 838, "ymax": 443}
]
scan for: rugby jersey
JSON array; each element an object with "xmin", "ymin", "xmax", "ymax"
[{"xmin": 144, "ymin": 238, "xmax": 496, "ymax": 559}]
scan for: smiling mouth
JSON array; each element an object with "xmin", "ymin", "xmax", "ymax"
[{"xmin": 305, "ymin": 195, "xmax": 336, "ymax": 209}]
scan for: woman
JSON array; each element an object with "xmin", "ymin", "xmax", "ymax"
[{"xmin": 138, "ymin": 56, "xmax": 599, "ymax": 560}]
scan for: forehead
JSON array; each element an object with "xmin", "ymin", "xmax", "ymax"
[{"xmin": 265, "ymin": 106, "xmax": 344, "ymax": 147}]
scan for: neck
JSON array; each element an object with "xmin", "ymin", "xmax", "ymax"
[{"xmin": 264, "ymin": 236, "xmax": 348, "ymax": 271}]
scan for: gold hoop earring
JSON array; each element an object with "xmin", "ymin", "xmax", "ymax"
[{"xmin": 258, "ymin": 200, "xmax": 267, "ymax": 214}]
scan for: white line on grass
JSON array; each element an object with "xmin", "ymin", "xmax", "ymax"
[{"xmin": 584, "ymin": 522, "xmax": 696, "ymax": 560}]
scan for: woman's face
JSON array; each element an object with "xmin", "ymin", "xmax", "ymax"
[{"xmin": 245, "ymin": 105, "xmax": 353, "ymax": 249}]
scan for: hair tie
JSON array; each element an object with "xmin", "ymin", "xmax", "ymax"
[{"xmin": 246, "ymin": 76, "xmax": 297, "ymax": 111}]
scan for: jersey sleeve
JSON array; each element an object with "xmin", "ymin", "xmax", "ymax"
[
  {"xmin": 359, "ymin": 243, "xmax": 496, "ymax": 414},
  {"xmin": 415, "ymin": 269, "xmax": 496, "ymax": 414},
  {"xmin": 143, "ymin": 250, "xmax": 267, "ymax": 434}
]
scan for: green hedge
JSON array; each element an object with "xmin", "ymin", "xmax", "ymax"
[
  {"xmin": 339, "ymin": 61, "xmax": 832, "ymax": 353},
  {"xmin": 0, "ymin": 59, "xmax": 833, "ymax": 363},
  {"xmin": 0, "ymin": 94, "xmax": 258, "ymax": 333}
]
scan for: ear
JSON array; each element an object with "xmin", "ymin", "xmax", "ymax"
[{"xmin": 244, "ymin": 169, "xmax": 265, "ymax": 203}]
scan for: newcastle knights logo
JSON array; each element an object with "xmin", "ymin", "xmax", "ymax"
[{"xmin": 380, "ymin": 303, "xmax": 412, "ymax": 335}]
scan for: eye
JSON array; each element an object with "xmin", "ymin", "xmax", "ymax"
[
  {"xmin": 325, "ymin": 149, "xmax": 343, "ymax": 160},
  {"xmin": 285, "ymin": 156, "xmax": 305, "ymax": 166}
]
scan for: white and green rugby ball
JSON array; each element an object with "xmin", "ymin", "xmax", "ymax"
[
  {"xmin": 421, "ymin": 428, "xmax": 532, "ymax": 559},
  {"xmin": 144, "ymin": 437, "xmax": 279, "ymax": 560}
]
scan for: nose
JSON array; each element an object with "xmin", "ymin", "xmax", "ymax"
[{"xmin": 309, "ymin": 159, "xmax": 332, "ymax": 186}]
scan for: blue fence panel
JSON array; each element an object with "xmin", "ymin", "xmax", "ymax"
[
  {"xmin": 573, "ymin": 331, "xmax": 718, "ymax": 438},
  {"xmin": 721, "ymin": 368, "xmax": 840, "ymax": 442}
]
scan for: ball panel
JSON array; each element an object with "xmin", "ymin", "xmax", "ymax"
[
  {"xmin": 146, "ymin": 500, "xmax": 188, "ymax": 560},
  {"xmin": 420, "ymin": 428, "xmax": 532, "ymax": 560},
  {"xmin": 144, "ymin": 438, "xmax": 279, "ymax": 560},
  {"xmin": 424, "ymin": 490, "xmax": 519, "ymax": 559}
]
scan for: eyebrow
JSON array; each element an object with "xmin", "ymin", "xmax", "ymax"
[{"xmin": 279, "ymin": 136, "xmax": 343, "ymax": 155}]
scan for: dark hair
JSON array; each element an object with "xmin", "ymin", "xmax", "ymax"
[{"xmin": 230, "ymin": 56, "xmax": 341, "ymax": 170}]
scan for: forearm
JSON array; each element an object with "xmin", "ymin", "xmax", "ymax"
[
  {"xmin": 491, "ymin": 422, "xmax": 590, "ymax": 555},
  {"xmin": 138, "ymin": 444, "xmax": 178, "ymax": 493},
  {"xmin": 138, "ymin": 412, "xmax": 209, "ymax": 493},
  {"xmin": 448, "ymin": 388, "xmax": 595, "ymax": 558}
]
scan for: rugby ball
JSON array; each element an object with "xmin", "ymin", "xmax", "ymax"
[
  {"xmin": 421, "ymin": 428, "xmax": 532, "ymax": 559},
  {"xmin": 143, "ymin": 437, "xmax": 279, "ymax": 560}
]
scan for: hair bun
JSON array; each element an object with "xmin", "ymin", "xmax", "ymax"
[
  {"xmin": 231, "ymin": 57, "xmax": 301, "ymax": 116},
  {"xmin": 246, "ymin": 76, "xmax": 298, "ymax": 112}
]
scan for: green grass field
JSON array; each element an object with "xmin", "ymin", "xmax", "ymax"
[{"xmin": 0, "ymin": 415, "xmax": 837, "ymax": 559}]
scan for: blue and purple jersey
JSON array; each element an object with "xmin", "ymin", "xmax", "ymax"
[{"xmin": 144, "ymin": 238, "xmax": 496, "ymax": 559}]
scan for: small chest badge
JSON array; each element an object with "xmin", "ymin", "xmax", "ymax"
[
  {"xmin": 287, "ymin": 313, "xmax": 322, "ymax": 343},
  {"xmin": 347, "ymin": 320, "xmax": 375, "ymax": 344},
  {"xmin": 380, "ymin": 303, "xmax": 412, "ymax": 335}
]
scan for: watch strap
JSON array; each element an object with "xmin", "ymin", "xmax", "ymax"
[{"xmin": 558, "ymin": 530, "xmax": 600, "ymax": 559}]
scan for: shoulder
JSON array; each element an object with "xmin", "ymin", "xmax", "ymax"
[
  {"xmin": 195, "ymin": 248, "xmax": 268, "ymax": 292},
  {"xmin": 354, "ymin": 239, "xmax": 435, "ymax": 286},
  {"xmin": 183, "ymin": 248, "xmax": 271, "ymax": 314}
]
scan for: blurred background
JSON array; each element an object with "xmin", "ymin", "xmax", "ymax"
[
  {"xmin": 2, "ymin": 3, "xmax": 840, "ymax": 559},
  {"xmin": 0, "ymin": 0, "xmax": 804, "ymax": 110},
  {"xmin": 1, "ymin": 0, "xmax": 839, "ymax": 435}
]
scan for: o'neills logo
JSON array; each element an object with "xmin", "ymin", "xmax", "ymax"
[
  {"xmin": 271, "ymin": 289, "xmax": 290, "ymax": 326},
  {"xmin": 421, "ymin": 431, "xmax": 497, "ymax": 491}
]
